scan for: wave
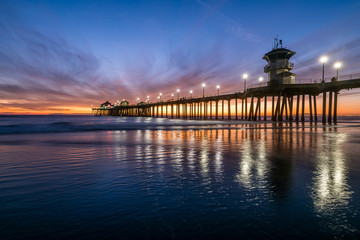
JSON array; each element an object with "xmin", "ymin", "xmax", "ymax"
[{"xmin": 1, "ymin": 116, "xmax": 360, "ymax": 135}]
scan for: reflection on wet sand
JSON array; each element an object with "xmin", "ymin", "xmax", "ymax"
[
  {"xmin": 311, "ymin": 128, "xmax": 355, "ymax": 233},
  {"xmin": 110, "ymin": 124, "xmax": 354, "ymax": 214}
]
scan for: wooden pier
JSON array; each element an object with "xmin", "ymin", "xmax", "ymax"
[{"xmin": 92, "ymin": 78, "xmax": 360, "ymax": 124}]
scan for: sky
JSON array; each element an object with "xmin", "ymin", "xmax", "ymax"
[{"xmin": 0, "ymin": 0, "xmax": 360, "ymax": 115}]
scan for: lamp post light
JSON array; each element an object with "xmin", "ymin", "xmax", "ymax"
[
  {"xmin": 189, "ymin": 90, "xmax": 193, "ymax": 98},
  {"xmin": 171, "ymin": 93, "xmax": 174, "ymax": 100},
  {"xmin": 202, "ymin": 83, "xmax": 206, "ymax": 97},
  {"xmin": 146, "ymin": 96, "xmax": 149, "ymax": 103},
  {"xmin": 177, "ymin": 89, "xmax": 180, "ymax": 100},
  {"xmin": 157, "ymin": 96, "xmax": 160, "ymax": 102},
  {"xmin": 137, "ymin": 97, "xmax": 140, "ymax": 103},
  {"xmin": 320, "ymin": 56, "xmax": 328, "ymax": 83},
  {"xmin": 243, "ymin": 74, "xmax": 248, "ymax": 92},
  {"xmin": 159, "ymin": 93, "xmax": 162, "ymax": 102},
  {"xmin": 217, "ymin": 85, "xmax": 220, "ymax": 95},
  {"xmin": 259, "ymin": 77, "xmax": 264, "ymax": 87},
  {"xmin": 334, "ymin": 62, "xmax": 341, "ymax": 81}
]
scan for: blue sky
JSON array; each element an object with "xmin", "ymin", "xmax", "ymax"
[{"xmin": 0, "ymin": 0, "xmax": 360, "ymax": 113}]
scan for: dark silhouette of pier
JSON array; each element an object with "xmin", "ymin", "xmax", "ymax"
[{"xmin": 92, "ymin": 43, "xmax": 360, "ymax": 124}]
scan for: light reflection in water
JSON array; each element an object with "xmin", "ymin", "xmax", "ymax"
[
  {"xmin": 200, "ymin": 140, "xmax": 209, "ymax": 179},
  {"xmin": 214, "ymin": 130, "xmax": 223, "ymax": 180},
  {"xmin": 311, "ymin": 131, "xmax": 353, "ymax": 214},
  {"xmin": 236, "ymin": 129, "xmax": 269, "ymax": 190},
  {"xmin": 110, "ymin": 125, "xmax": 355, "ymax": 220},
  {"xmin": 237, "ymin": 140, "xmax": 252, "ymax": 188}
]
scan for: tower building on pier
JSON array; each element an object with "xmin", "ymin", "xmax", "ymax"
[{"xmin": 263, "ymin": 39, "xmax": 296, "ymax": 86}]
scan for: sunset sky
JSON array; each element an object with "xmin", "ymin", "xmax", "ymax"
[{"xmin": 1, "ymin": 0, "xmax": 360, "ymax": 115}]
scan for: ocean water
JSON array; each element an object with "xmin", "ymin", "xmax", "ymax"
[{"xmin": 0, "ymin": 115, "xmax": 360, "ymax": 239}]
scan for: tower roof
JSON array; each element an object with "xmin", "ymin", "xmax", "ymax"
[{"xmin": 263, "ymin": 48, "xmax": 296, "ymax": 62}]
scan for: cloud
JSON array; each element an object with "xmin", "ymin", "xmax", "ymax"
[
  {"xmin": 196, "ymin": 0, "xmax": 259, "ymax": 41},
  {"xmin": 0, "ymin": 9, "xmax": 127, "ymax": 112}
]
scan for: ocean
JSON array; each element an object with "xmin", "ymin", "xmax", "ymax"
[{"xmin": 0, "ymin": 115, "xmax": 360, "ymax": 239}]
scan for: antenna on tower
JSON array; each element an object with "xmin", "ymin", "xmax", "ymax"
[
  {"xmin": 273, "ymin": 35, "xmax": 279, "ymax": 49},
  {"xmin": 279, "ymin": 39, "xmax": 283, "ymax": 48}
]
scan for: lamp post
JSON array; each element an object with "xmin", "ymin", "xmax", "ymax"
[
  {"xmin": 243, "ymin": 74, "xmax": 248, "ymax": 92},
  {"xmin": 217, "ymin": 85, "xmax": 220, "ymax": 95},
  {"xmin": 320, "ymin": 56, "xmax": 328, "ymax": 83},
  {"xmin": 259, "ymin": 77, "xmax": 263, "ymax": 87},
  {"xmin": 171, "ymin": 93, "xmax": 174, "ymax": 100},
  {"xmin": 334, "ymin": 62, "xmax": 341, "ymax": 81},
  {"xmin": 137, "ymin": 97, "xmax": 140, "ymax": 103},
  {"xmin": 159, "ymin": 93, "xmax": 162, "ymax": 102},
  {"xmin": 177, "ymin": 89, "xmax": 180, "ymax": 100},
  {"xmin": 190, "ymin": 90, "xmax": 193, "ymax": 98},
  {"xmin": 202, "ymin": 83, "xmax": 206, "ymax": 97},
  {"xmin": 146, "ymin": 96, "xmax": 149, "ymax": 103},
  {"xmin": 157, "ymin": 96, "xmax": 160, "ymax": 102}
]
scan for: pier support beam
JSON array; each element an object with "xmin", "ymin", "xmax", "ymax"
[
  {"xmin": 205, "ymin": 102, "xmax": 207, "ymax": 120},
  {"xmin": 289, "ymin": 96, "xmax": 293, "ymax": 122},
  {"xmin": 301, "ymin": 94, "xmax": 305, "ymax": 122},
  {"xmin": 241, "ymin": 99, "xmax": 244, "ymax": 120},
  {"xmin": 272, "ymin": 96, "xmax": 275, "ymax": 120},
  {"xmin": 296, "ymin": 94, "xmax": 300, "ymax": 122},
  {"xmin": 328, "ymin": 91, "xmax": 333, "ymax": 124},
  {"xmin": 314, "ymin": 95, "xmax": 318, "ymax": 122},
  {"xmin": 249, "ymin": 95, "xmax": 254, "ymax": 121},
  {"xmin": 264, "ymin": 96, "xmax": 267, "ymax": 121},
  {"xmin": 279, "ymin": 94, "xmax": 286, "ymax": 122},
  {"xmin": 216, "ymin": 100, "xmax": 219, "ymax": 120},
  {"xmin": 309, "ymin": 94, "xmax": 313, "ymax": 122},
  {"xmin": 245, "ymin": 98, "xmax": 248, "ymax": 120},
  {"xmin": 222, "ymin": 100, "xmax": 224, "ymax": 119},
  {"xmin": 228, "ymin": 99, "xmax": 231, "ymax": 120},
  {"xmin": 235, "ymin": 99, "xmax": 238, "ymax": 120},
  {"xmin": 322, "ymin": 91, "xmax": 326, "ymax": 124},
  {"xmin": 333, "ymin": 91, "xmax": 338, "ymax": 124}
]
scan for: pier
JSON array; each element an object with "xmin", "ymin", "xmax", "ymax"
[{"xmin": 92, "ymin": 43, "xmax": 360, "ymax": 124}]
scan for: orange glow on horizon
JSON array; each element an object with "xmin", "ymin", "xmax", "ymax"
[
  {"xmin": 0, "ymin": 106, "xmax": 91, "ymax": 115},
  {"xmin": 1, "ymin": 92, "xmax": 360, "ymax": 116}
]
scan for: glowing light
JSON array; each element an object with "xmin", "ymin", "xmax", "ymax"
[
  {"xmin": 177, "ymin": 89, "xmax": 180, "ymax": 92},
  {"xmin": 243, "ymin": 73, "xmax": 248, "ymax": 79},
  {"xmin": 334, "ymin": 62, "xmax": 342, "ymax": 69},
  {"xmin": 320, "ymin": 56, "xmax": 328, "ymax": 63},
  {"xmin": 202, "ymin": 83, "xmax": 206, "ymax": 87},
  {"xmin": 159, "ymin": 93, "xmax": 162, "ymax": 96},
  {"xmin": 189, "ymin": 90, "xmax": 193, "ymax": 93},
  {"xmin": 216, "ymin": 85, "xmax": 220, "ymax": 89},
  {"xmin": 259, "ymin": 77, "xmax": 263, "ymax": 82}
]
